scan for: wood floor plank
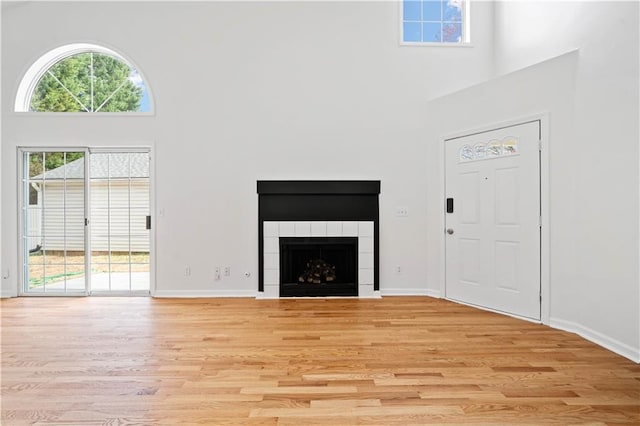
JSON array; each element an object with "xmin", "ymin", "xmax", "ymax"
[{"xmin": 1, "ymin": 296, "xmax": 638, "ymax": 424}]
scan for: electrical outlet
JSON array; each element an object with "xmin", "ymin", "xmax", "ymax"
[
  {"xmin": 395, "ymin": 265, "xmax": 402, "ymax": 274},
  {"xmin": 214, "ymin": 267, "xmax": 221, "ymax": 281},
  {"xmin": 184, "ymin": 266, "xmax": 191, "ymax": 276},
  {"xmin": 396, "ymin": 206, "xmax": 409, "ymax": 217},
  {"xmin": 224, "ymin": 266, "xmax": 231, "ymax": 277}
]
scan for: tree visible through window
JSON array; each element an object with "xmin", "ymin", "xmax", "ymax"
[
  {"xmin": 28, "ymin": 51, "xmax": 150, "ymax": 112},
  {"xmin": 16, "ymin": 44, "xmax": 152, "ymax": 113},
  {"xmin": 402, "ymin": 0, "xmax": 469, "ymax": 44}
]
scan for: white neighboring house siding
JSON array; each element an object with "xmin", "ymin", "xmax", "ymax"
[
  {"xmin": 27, "ymin": 206, "xmax": 42, "ymax": 251},
  {"xmin": 90, "ymin": 179, "xmax": 150, "ymax": 252},
  {"xmin": 39, "ymin": 180, "xmax": 84, "ymax": 252},
  {"xmin": 39, "ymin": 179, "xmax": 150, "ymax": 252}
]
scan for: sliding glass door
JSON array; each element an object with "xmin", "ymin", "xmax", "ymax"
[
  {"xmin": 21, "ymin": 150, "xmax": 89, "ymax": 294},
  {"xmin": 20, "ymin": 148, "xmax": 151, "ymax": 295},
  {"xmin": 90, "ymin": 151, "xmax": 150, "ymax": 294}
]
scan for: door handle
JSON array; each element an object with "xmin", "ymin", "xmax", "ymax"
[{"xmin": 446, "ymin": 228, "xmax": 454, "ymax": 235}]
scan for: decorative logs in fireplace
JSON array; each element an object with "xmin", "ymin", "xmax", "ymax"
[
  {"xmin": 280, "ymin": 236, "xmax": 358, "ymax": 297},
  {"xmin": 299, "ymin": 259, "xmax": 336, "ymax": 284}
]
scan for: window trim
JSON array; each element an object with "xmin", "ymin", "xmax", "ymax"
[
  {"xmin": 14, "ymin": 43, "xmax": 154, "ymax": 114},
  {"xmin": 399, "ymin": 0, "xmax": 472, "ymax": 47}
]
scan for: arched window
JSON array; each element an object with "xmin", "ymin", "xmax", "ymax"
[{"xmin": 15, "ymin": 43, "xmax": 152, "ymax": 113}]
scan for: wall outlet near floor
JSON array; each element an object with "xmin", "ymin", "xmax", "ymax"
[
  {"xmin": 224, "ymin": 266, "xmax": 231, "ymax": 277},
  {"xmin": 395, "ymin": 265, "xmax": 402, "ymax": 274},
  {"xmin": 396, "ymin": 206, "xmax": 409, "ymax": 217},
  {"xmin": 214, "ymin": 267, "xmax": 221, "ymax": 281},
  {"xmin": 184, "ymin": 266, "xmax": 191, "ymax": 276}
]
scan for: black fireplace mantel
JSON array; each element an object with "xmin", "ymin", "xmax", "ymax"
[
  {"xmin": 257, "ymin": 180, "xmax": 380, "ymax": 293},
  {"xmin": 257, "ymin": 180, "xmax": 380, "ymax": 195}
]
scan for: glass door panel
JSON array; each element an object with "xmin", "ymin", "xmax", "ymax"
[
  {"xmin": 21, "ymin": 150, "xmax": 87, "ymax": 294},
  {"xmin": 89, "ymin": 151, "xmax": 150, "ymax": 294}
]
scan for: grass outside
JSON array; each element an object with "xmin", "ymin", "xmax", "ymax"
[{"xmin": 28, "ymin": 251, "xmax": 149, "ymax": 286}]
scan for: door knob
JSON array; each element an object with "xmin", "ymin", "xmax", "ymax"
[{"xmin": 446, "ymin": 228, "xmax": 454, "ymax": 235}]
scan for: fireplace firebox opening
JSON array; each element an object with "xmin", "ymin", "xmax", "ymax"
[{"xmin": 280, "ymin": 237, "xmax": 358, "ymax": 297}]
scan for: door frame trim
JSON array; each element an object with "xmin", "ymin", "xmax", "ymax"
[
  {"xmin": 439, "ymin": 113, "xmax": 550, "ymax": 325},
  {"xmin": 16, "ymin": 146, "xmax": 155, "ymax": 297},
  {"xmin": 87, "ymin": 147, "xmax": 155, "ymax": 296},
  {"xmin": 17, "ymin": 147, "xmax": 90, "ymax": 296}
]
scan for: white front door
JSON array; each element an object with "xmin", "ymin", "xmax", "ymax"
[{"xmin": 445, "ymin": 121, "xmax": 541, "ymax": 320}]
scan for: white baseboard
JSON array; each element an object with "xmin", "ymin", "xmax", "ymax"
[
  {"xmin": 424, "ymin": 288, "xmax": 442, "ymax": 298},
  {"xmin": 154, "ymin": 289, "xmax": 257, "ymax": 298},
  {"xmin": 363, "ymin": 291, "xmax": 382, "ymax": 299},
  {"xmin": 1, "ymin": 290, "xmax": 17, "ymax": 298},
  {"xmin": 380, "ymin": 288, "xmax": 441, "ymax": 298},
  {"xmin": 550, "ymin": 317, "xmax": 640, "ymax": 363}
]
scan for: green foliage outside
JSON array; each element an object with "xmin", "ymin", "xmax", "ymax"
[
  {"xmin": 30, "ymin": 52, "xmax": 142, "ymax": 112},
  {"xmin": 28, "ymin": 271, "xmax": 85, "ymax": 287}
]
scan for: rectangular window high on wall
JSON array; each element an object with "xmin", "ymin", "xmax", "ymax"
[{"xmin": 401, "ymin": 0, "xmax": 470, "ymax": 44}]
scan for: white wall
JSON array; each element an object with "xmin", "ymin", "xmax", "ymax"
[
  {"xmin": 2, "ymin": 1, "xmax": 638, "ymax": 363},
  {"xmin": 1, "ymin": 1, "xmax": 494, "ymax": 297},
  {"xmin": 495, "ymin": 0, "xmax": 639, "ymax": 363},
  {"xmin": 426, "ymin": 1, "xmax": 639, "ymax": 362},
  {"xmin": 0, "ymin": 3, "xmax": 3, "ymax": 296}
]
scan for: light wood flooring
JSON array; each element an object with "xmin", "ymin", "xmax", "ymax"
[{"xmin": 1, "ymin": 296, "xmax": 638, "ymax": 425}]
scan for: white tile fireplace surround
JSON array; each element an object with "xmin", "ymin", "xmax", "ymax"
[{"xmin": 260, "ymin": 221, "xmax": 379, "ymax": 299}]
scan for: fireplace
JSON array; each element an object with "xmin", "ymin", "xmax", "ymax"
[
  {"xmin": 280, "ymin": 237, "xmax": 358, "ymax": 297},
  {"xmin": 257, "ymin": 180, "xmax": 380, "ymax": 298}
]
